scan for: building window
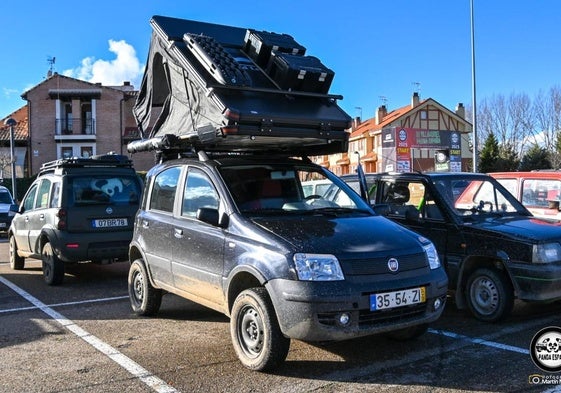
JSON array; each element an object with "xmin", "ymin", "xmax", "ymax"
[
  {"xmin": 61, "ymin": 147, "xmax": 73, "ymax": 159},
  {"xmin": 81, "ymin": 146, "xmax": 93, "ymax": 158},
  {"xmin": 420, "ymin": 110, "xmax": 428, "ymax": 120}
]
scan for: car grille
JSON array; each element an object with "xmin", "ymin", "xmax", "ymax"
[{"xmin": 342, "ymin": 252, "xmax": 427, "ymax": 275}]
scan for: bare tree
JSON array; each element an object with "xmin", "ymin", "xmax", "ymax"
[{"xmin": 534, "ymin": 86, "xmax": 561, "ymax": 168}]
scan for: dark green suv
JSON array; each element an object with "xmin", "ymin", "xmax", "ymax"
[{"xmin": 8, "ymin": 154, "xmax": 143, "ymax": 285}]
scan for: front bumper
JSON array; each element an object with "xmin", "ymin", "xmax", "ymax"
[
  {"xmin": 266, "ymin": 268, "xmax": 448, "ymax": 342},
  {"xmin": 510, "ymin": 261, "xmax": 561, "ymax": 302}
]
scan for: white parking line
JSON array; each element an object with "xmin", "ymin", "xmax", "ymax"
[
  {"xmin": 0, "ymin": 276, "xmax": 179, "ymax": 393},
  {"xmin": 428, "ymin": 328, "xmax": 530, "ymax": 354},
  {"xmin": 0, "ymin": 295, "xmax": 128, "ymax": 314}
]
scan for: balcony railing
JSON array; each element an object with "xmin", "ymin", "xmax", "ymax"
[{"xmin": 55, "ymin": 118, "xmax": 96, "ymax": 135}]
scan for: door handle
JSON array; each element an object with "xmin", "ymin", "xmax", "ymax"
[
  {"xmin": 142, "ymin": 220, "xmax": 149, "ymax": 228},
  {"xmin": 174, "ymin": 228, "xmax": 183, "ymax": 238}
]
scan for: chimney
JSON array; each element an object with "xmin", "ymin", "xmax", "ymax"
[
  {"xmin": 376, "ymin": 105, "xmax": 387, "ymax": 125},
  {"xmin": 123, "ymin": 81, "xmax": 130, "ymax": 86},
  {"xmin": 411, "ymin": 92, "xmax": 420, "ymax": 108},
  {"xmin": 352, "ymin": 116, "xmax": 361, "ymax": 130},
  {"xmin": 455, "ymin": 103, "xmax": 465, "ymax": 119}
]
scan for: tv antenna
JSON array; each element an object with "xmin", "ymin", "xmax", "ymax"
[
  {"xmin": 379, "ymin": 96, "xmax": 388, "ymax": 106},
  {"xmin": 412, "ymin": 81, "xmax": 421, "ymax": 94},
  {"xmin": 47, "ymin": 56, "xmax": 56, "ymax": 75}
]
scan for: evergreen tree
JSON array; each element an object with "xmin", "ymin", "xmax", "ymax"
[
  {"xmin": 495, "ymin": 144, "xmax": 520, "ymax": 171},
  {"xmin": 478, "ymin": 133, "xmax": 499, "ymax": 173},
  {"xmin": 519, "ymin": 144, "xmax": 552, "ymax": 171}
]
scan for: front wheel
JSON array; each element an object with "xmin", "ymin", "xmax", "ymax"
[
  {"xmin": 230, "ymin": 287, "xmax": 290, "ymax": 371},
  {"xmin": 9, "ymin": 235, "xmax": 25, "ymax": 270},
  {"xmin": 42, "ymin": 242, "xmax": 65, "ymax": 285},
  {"xmin": 466, "ymin": 267, "xmax": 514, "ymax": 322},
  {"xmin": 128, "ymin": 259, "xmax": 162, "ymax": 316}
]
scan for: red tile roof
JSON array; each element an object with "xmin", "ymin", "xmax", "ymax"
[{"xmin": 0, "ymin": 106, "xmax": 28, "ymax": 141}]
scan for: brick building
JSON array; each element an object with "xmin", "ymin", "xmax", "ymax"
[
  {"xmin": 0, "ymin": 73, "xmax": 155, "ymax": 178},
  {"xmin": 314, "ymin": 92, "xmax": 472, "ymax": 175}
]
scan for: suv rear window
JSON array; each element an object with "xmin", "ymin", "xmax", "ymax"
[{"xmin": 70, "ymin": 175, "xmax": 141, "ymax": 205}]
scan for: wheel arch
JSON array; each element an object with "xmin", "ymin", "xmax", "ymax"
[
  {"xmin": 225, "ymin": 267, "xmax": 266, "ymax": 316},
  {"xmin": 128, "ymin": 244, "xmax": 159, "ymax": 289},
  {"xmin": 455, "ymin": 253, "xmax": 517, "ymax": 309}
]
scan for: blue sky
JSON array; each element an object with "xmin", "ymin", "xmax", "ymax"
[{"xmin": 1, "ymin": 1, "xmax": 560, "ymax": 122}]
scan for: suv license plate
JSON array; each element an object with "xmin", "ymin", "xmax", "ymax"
[
  {"xmin": 92, "ymin": 218, "xmax": 128, "ymax": 228},
  {"xmin": 370, "ymin": 287, "xmax": 426, "ymax": 311}
]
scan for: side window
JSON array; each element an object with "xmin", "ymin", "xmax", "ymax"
[
  {"xmin": 382, "ymin": 181, "xmax": 419, "ymax": 219},
  {"xmin": 497, "ymin": 179, "xmax": 518, "ymax": 200},
  {"xmin": 522, "ymin": 179, "xmax": 561, "ymax": 207},
  {"xmin": 422, "ymin": 188, "xmax": 444, "ymax": 221},
  {"xmin": 50, "ymin": 182, "xmax": 61, "ymax": 208},
  {"xmin": 22, "ymin": 184, "xmax": 38, "ymax": 212},
  {"xmin": 149, "ymin": 166, "xmax": 181, "ymax": 212},
  {"xmin": 182, "ymin": 168, "xmax": 219, "ymax": 218},
  {"xmin": 35, "ymin": 179, "xmax": 52, "ymax": 209}
]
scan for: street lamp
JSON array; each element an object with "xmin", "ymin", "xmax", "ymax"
[
  {"xmin": 3, "ymin": 118, "xmax": 17, "ymax": 201},
  {"xmin": 470, "ymin": 0, "xmax": 478, "ymax": 172}
]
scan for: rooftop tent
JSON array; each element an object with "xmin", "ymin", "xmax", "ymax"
[{"xmin": 131, "ymin": 15, "xmax": 351, "ymax": 155}]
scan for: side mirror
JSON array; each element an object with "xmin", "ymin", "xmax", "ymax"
[{"xmin": 196, "ymin": 207, "xmax": 228, "ymax": 228}]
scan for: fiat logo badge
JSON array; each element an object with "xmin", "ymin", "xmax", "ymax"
[
  {"xmin": 105, "ymin": 207, "xmax": 113, "ymax": 215},
  {"xmin": 387, "ymin": 258, "xmax": 399, "ymax": 272}
]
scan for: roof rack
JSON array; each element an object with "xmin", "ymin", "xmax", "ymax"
[{"xmin": 38, "ymin": 153, "xmax": 133, "ymax": 175}]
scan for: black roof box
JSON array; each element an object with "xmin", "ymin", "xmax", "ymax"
[{"xmin": 130, "ymin": 15, "xmax": 351, "ymax": 156}]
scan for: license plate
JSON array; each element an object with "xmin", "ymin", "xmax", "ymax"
[
  {"xmin": 92, "ymin": 218, "xmax": 128, "ymax": 228},
  {"xmin": 0, "ymin": 223, "xmax": 6, "ymax": 228},
  {"xmin": 370, "ymin": 287, "xmax": 426, "ymax": 311}
]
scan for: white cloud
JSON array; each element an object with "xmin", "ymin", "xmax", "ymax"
[{"xmin": 63, "ymin": 39, "xmax": 143, "ymax": 88}]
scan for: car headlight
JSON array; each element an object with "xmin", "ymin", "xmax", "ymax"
[
  {"xmin": 419, "ymin": 237, "xmax": 440, "ymax": 270},
  {"xmin": 294, "ymin": 253, "xmax": 344, "ymax": 281},
  {"xmin": 532, "ymin": 243, "xmax": 561, "ymax": 263}
]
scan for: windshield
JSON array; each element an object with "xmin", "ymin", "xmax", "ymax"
[
  {"xmin": 219, "ymin": 164, "xmax": 370, "ymax": 214},
  {"xmin": 435, "ymin": 177, "xmax": 529, "ymax": 219}
]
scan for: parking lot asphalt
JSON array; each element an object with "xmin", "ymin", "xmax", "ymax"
[{"xmin": 0, "ymin": 237, "xmax": 560, "ymax": 393}]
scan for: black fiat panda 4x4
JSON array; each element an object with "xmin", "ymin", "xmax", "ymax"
[
  {"xmin": 8, "ymin": 154, "xmax": 142, "ymax": 285},
  {"xmin": 127, "ymin": 151, "xmax": 448, "ymax": 371}
]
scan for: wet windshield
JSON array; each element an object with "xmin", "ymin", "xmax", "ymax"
[
  {"xmin": 219, "ymin": 164, "xmax": 370, "ymax": 214},
  {"xmin": 435, "ymin": 177, "xmax": 528, "ymax": 219}
]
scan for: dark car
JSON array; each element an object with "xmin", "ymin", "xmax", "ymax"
[
  {"xmin": 127, "ymin": 152, "xmax": 448, "ymax": 371},
  {"xmin": 0, "ymin": 185, "xmax": 18, "ymax": 233},
  {"xmin": 8, "ymin": 154, "xmax": 143, "ymax": 285},
  {"xmin": 338, "ymin": 172, "xmax": 561, "ymax": 322}
]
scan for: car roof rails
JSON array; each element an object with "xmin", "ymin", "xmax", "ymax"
[{"xmin": 38, "ymin": 152, "xmax": 134, "ymax": 175}]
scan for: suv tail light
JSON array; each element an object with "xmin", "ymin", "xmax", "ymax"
[{"xmin": 56, "ymin": 208, "xmax": 67, "ymax": 230}]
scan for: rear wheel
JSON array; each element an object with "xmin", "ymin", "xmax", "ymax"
[
  {"xmin": 466, "ymin": 267, "xmax": 514, "ymax": 322},
  {"xmin": 128, "ymin": 259, "xmax": 162, "ymax": 316},
  {"xmin": 42, "ymin": 242, "xmax": 64, "ymax": 285},
  {"xmin": 230, "ymin": 287, "xmax": 290, "ymax": 371},
  {"xmin": 9, "ymin": 235, "xmax": 25, "ymax": 270}
]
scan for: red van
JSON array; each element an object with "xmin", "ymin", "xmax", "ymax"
[{"xmin": 490, "ymin": 171, "xmax": 561, "ymax": 221}]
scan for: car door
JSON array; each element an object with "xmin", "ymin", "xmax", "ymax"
[
  {"xmin": 26, "ymin": 178, "xmax": 53, "ymax": 253},
  {"xmin": 171, "ymin": 167, "xmax": 224, "ymax": 307},
  {"xmin": 138, "ymin": 166, "xmax": 182, "ymax": 286},
  {"xmin": 376, "ymin": 178, "xmax": 462, "ymax": 277},
  {"xmin": 12, "ymin": 183, "xmax": 39, "ymax": 254}
]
